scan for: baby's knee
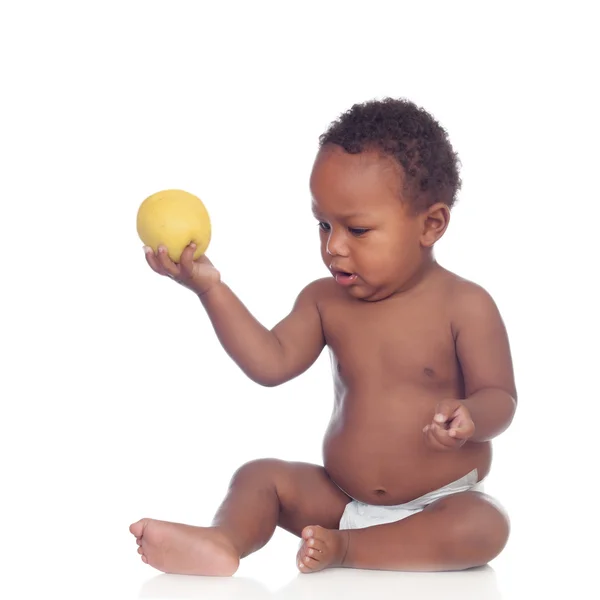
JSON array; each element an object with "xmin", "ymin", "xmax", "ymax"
[
  {"xmin": 430, "ymin": 492, "xmax": 509, "ymax": 566},
  {"xmin": 229, "ymin": 458, "xmax": 285, "ymax": 487},
  {"xmin": 454, "ymin": 494, "xmax": 510, "ymax": 563}
]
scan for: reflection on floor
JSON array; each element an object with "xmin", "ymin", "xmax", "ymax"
[{"xmin": 139, "ymin": 564, "xmax": 500, "ymax": 600}]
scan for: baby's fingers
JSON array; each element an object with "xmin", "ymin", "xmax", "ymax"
[
  {"xmin": 423, "ymin": 423, "xmax": 461, "ymax": 451},
  {"xmin": 144, "ymin": 246, "xmax": 169, "ymax": 276},
  {"xmin": 156, "ymin": 245, "xmax": 181, "ymax": 278},
  {"xmin": 448, "ymin": 418, "xmax": 475, "ymax": 440},
  {"xmin": 179, "ymin": 243, "xmax": 197, "ymax": 276},
  {"xmin": 431, "ymin": 423, "xmax": 456, "ymax": 446}
]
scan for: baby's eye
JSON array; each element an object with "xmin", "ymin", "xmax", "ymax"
[
  {"xmin": 318, "ymin": 221, "xmax": 331, "ymax": 232},
  {"xmin": 349, "ymin": 227, "xmax": 369, "ymax": 236}
]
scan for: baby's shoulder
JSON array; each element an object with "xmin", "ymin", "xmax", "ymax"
[
  {"xmin": 293, "ymin": 277, "xmax": 355, "ymax": 316},
  {"xmin": 439, "ymin": 270, "xmax": 502, "ymax": 322},
  {"xmin": 293, "ymin": 276, "xmax": 338, "ymax": 304},
  {"xmin": 442, "ymin": 271, "xmax": 492, "ymax": 299}
]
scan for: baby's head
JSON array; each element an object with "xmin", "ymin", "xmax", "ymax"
[{"xmin": 310, "ymin": 98, "xmax": 461, "ymax": 300}]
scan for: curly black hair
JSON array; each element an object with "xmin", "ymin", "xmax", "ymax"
[{"xmin": 319, "ymin": 98, "xmax": 462, "ymax": 212}]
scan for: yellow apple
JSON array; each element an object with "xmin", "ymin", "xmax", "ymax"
[{"xmin": 137, "ymin": 189, "xmax": 211, "ymax": 262}]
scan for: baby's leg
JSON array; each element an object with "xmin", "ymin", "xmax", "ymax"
[
  {"xmin": 130, "ymin": 459, "xmax": 350, "ymax": 576},
  {"xmin": 298, "ymin": 491, "xmax": 509, "ymax": 573}
]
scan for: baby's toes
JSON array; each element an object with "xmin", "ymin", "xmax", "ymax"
[
  {"xmin": 306, "ymin": 546, "xmax": 323, "ymax": 563},
  {"xmin": 297, "ymin": 542, "xmax": 318, "ymax": 569},
  {"xmin": 306, "ymin": 537, "xmax": 325, "ymax": 554},
  {"xmin": 129, "ymin": 519, "xmax": 148, "ymax": 539},
  {"xmin": 298, "ymin": 553, "xmax": 320, "ymax": 571}
]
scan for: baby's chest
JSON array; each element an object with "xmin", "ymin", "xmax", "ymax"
[{"xmin": 322, "ymin": 304, "xmax": 458, "ymax": 384}]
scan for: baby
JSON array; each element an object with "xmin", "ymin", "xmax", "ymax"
[{"xmin": 130, "ymin": 97, "xmax": 517, "ymax": 576}]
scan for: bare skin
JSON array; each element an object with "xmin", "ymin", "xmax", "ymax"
[{"xmin": 131, "ymin": 145, "xmax": 516, "ymax": 575}]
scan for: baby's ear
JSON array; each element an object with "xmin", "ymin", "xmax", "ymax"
[{"xmin": 420, "ymin": 203, "xmax": 450, "ymax": 247}]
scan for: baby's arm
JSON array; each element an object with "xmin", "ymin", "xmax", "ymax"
[
  {"xmin": 452, "ymin": 282, "xmax": 517, "ymax": 442},
  {"xmin": 199, "ymin": 278, "xmax": 326, "ymax": 387}
]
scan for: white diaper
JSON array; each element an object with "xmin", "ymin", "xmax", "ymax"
[{"xmin": 339, "ymin": 469, "xmax": 483, "ymax": 530}]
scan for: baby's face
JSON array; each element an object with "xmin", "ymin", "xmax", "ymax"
[{"xmin": 310, "ymin": 145, "xmax": 426, "ymax": 301}]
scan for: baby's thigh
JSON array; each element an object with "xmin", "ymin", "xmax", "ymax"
[
  {"xmin": 236, "ymin": 458, "xmax": 350, "ymax": 535},
  {"xmin": 425, "ymin": 490, "xmax": 510, "ymax": 555},
  {"xmin": 278, "ymin": 460, "xmax": 351, "ymax": 535}
]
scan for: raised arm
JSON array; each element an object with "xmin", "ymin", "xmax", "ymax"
[
  {"xmin": 452, "ymin": 281, "xmax": 517, "ymax": 442},
  {"xmin": 145, "ymin": 243, "xmax": 327, "ymax": 387},
  {"xmin": 199, "ymin": 278, "xmax": 327, "ymax": 387}
]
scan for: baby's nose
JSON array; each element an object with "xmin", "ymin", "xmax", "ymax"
[{"xmin": 326, "ymin": 231, "xmax": 347, "ymax": 256}]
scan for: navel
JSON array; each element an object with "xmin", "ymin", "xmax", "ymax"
[{"xmin": 423, "ymin": 367, "xmax": 435, "ymax": 378}]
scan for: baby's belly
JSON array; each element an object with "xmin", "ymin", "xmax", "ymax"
[{"xmin": 322, "ymin": 389, "xmax": 491, "ymax": 505}]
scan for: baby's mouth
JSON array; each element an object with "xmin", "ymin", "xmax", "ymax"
[{"xmin": 333, "ymin": 270, "xmax": 358, "ymax": 286}]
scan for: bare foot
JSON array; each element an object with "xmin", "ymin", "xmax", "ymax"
[
  {"xmin": 296, "ymin": 525, "xmax": 349, "ymax": 573},
  {"xmin": 129, "ymin": 518, "xmax": 239, "ymax": 576}
]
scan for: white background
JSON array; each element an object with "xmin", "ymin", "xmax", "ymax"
[{"xmin": 1, "ymin": 1, "xmax": 598, "ymax": 598}]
